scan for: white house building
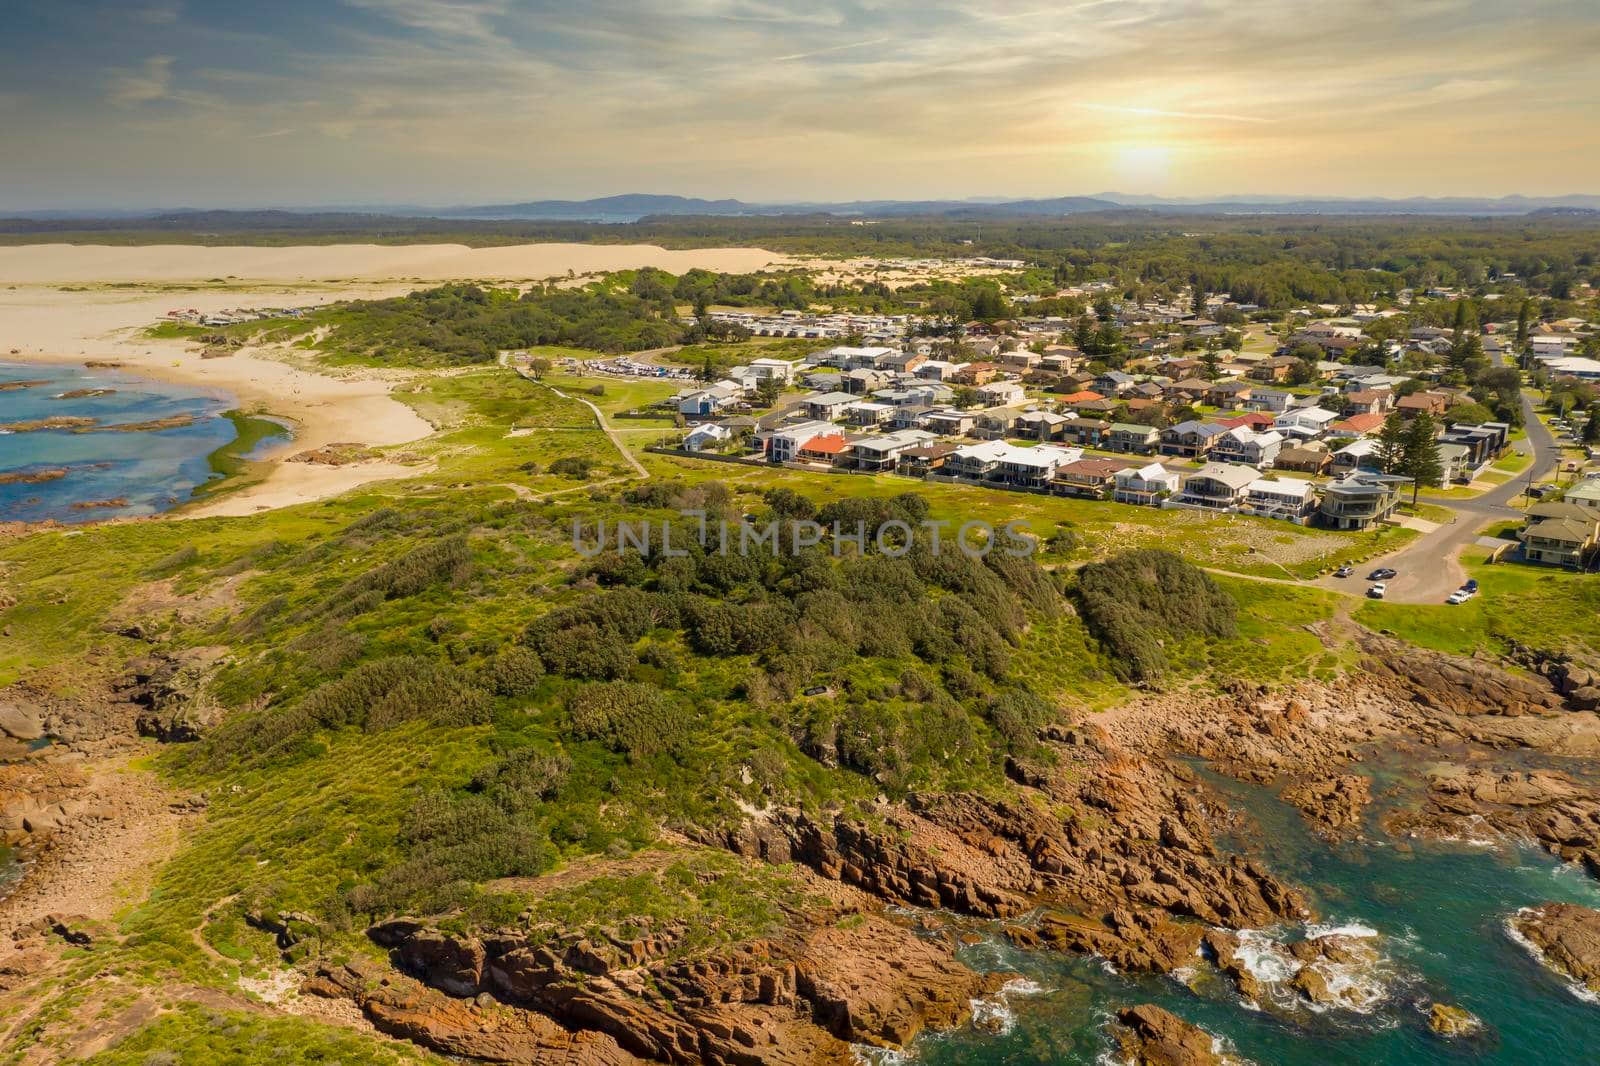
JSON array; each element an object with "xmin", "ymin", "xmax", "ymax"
[{"xmin": 1113, "ymin": 462, "xmax": 1181, "ymax": 506}]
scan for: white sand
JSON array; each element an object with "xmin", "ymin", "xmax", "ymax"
[
  {"xmin": 0, "ymin": 242, "xmax": 787, "ymax": 285},
  {"xmin": 0, "ymin": 242, "xmax": 788, "ymax": 516}
]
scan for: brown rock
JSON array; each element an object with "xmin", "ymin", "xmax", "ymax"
[
  {"xmin": 1512, "ymin": 902, "xmax": 1600, "ymax": 996},
  {"xmin": 1114, "ymin": 1004, "xmax": 1238, "ymax": 1066}
]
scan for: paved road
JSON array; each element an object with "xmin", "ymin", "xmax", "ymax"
[{"xmin": 1322, "ymin": 392, "xmax": 1559, "ymax": 604}]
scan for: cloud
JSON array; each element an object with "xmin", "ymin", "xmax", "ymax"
[
  {"xmin": 1076, "ymin": 102, "xmax": 1278, "ymax": 125},
  {"xmin": 107, "ymin": 56, "xmax": 176, "ymax": 107},
  {"xmin": 774, "ymin": 37, "xmax": 894, "ymax": 62}
]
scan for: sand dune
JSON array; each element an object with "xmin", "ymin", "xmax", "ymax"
[
  {"xmin": 0, "ymin": 241, "xmax": 786, "ymax": 516},
  {"xmin": 0, "ymin": 242, "xmax": 787, "ymax": 285}
]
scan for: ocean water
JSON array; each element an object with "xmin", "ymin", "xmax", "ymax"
[
  {"xmin": 0, "ymin": 362, "xmax": 238, "ymax": 522},
  {"xmin": 913, "ymin": 763, "xmax": 1600, "ymax": 1065}
]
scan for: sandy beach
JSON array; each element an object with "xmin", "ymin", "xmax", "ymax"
[{"xmin": 0, "ymin": 242, "xmax": 787, "ymax": 516}]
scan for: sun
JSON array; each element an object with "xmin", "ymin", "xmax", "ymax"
[{"xmin": 1111, "ymin": 144, "xmax": 1175, "ymax": 188}]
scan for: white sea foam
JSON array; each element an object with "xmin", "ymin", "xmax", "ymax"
[{"xmin": 1504, "ymin": 909, "xmax": 1600, "ymax": 1004}]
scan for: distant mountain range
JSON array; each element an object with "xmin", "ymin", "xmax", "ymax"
[
  {"xmin": 7, "ymin": 192, "xmax": 1600, "ymax": 226},
  {"xmin": 373, "ymin": 191, "xmax": 1600, "ymax": 221}
]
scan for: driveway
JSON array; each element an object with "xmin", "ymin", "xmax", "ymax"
[{"xmin": 1325, "ymin": 392, "xmax": 1559, "ymax": 604}]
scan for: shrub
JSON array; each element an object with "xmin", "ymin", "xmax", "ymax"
[
  {"xmin": 487, "ymin": 646, "xmax": 545, "ymax": 697},
  {"xmin": 567, "ymin": 681, "xmax": 688, "ymax": 759},
  {"xmin": 550, "ymin": 456, "xmax": 599, "ymax": 480},
  {"xmin": 1075, "ymin": 549, "xmax": 1237, "ymax": 681}
]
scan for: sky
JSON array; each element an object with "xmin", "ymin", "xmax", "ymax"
[{"xmin": 2, "ymin": 0, "xmax": 1599, "ymax": 210}]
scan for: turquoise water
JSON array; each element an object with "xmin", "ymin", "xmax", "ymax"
[
  {"xmin": 0, "ymin": 362, "xmax": 238, "ymax": 522},
  {"xmin": 916, "ymin": 764, "xmax": 1600, "ymax": 1065}
]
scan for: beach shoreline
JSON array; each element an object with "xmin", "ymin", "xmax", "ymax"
[{"xmin": 0, "ymin": 241, "xmax": 788, "ymax": 519}]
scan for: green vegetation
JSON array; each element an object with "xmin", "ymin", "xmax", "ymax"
[
  {"xmin": 1074, "ymin": 550, "xmax": 1239, "ymax": 681},
  {"xmin": 1355, "ymin": 550, "xmax": 1600, "ymax": 658},
  {"xmin": 192, "ymin": 410, "xmax": 291, "ymax": 500},
  {"xmin": 82, "ymin": 1003, "xmax": 436, "ymax": 1065}
]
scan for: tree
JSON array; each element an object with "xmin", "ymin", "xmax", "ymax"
[
  {"xmin": 1200, "ymin": 347, "xmax": 1221, "ymax": 381},
  {"xmin": 754, "ymin": 378, "xmax": 782, "ymax": 408},
  {"xmin": 700, "ymin": 352, "xmax": 717, "ymax": 382},
  {"xmin": 1375, "ymin": 411, "xmax": 1408, "ymax": 474},
  {"xmin": 1584, "ymin": 406, "xmax": 1600, "ymax": 446},
  {"xmin": 1402, "ymin": 411, "xmax": 1443, "ymax": 504},
  {"xmin": 528, "ymin": 356, "xmax": 552, "ymax": 379},
  {"xmin": 1516, "ymin": 298, "xmax": 1533, "ymax": 347}
]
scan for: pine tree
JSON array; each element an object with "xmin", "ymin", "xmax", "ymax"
[
  {"xmin": 1402, "ymin": 412, "xmax": 1444, "ymax": 504},
  {"xmin": 1516, "ymin": 299, "xmax": 1533, "ymax": 346},
  {"xmin": 700, "ymin": 353, "xmax": 716, "ymax": 383},
  {"xmin": 1584, "ymin": 406, "xmax": 1600, "ymax": 446},
  {"xmin": 1200, "ymin": 347, "xmax": 1221, "ymax": 381},
  {"xmin": 1375, "ymin": 411, "xmax": 1408, "ymax": 474}
]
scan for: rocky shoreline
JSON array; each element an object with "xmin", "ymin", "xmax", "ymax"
[{"xmin": 4, "ymin": 624, "xmax": 1600, "ymax": 1061}]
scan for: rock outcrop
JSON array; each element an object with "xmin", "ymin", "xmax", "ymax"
[
  {"xmin": 1428, "ymin": 1002, "xmax": 1483, "ymax": 1037},
  {"xmin": 304, "ymin": 959, "xmax": 642, "ymax": 1064},
  {"xmin": 1280, "ymin": 775, "xmax": 1370, "ymax": 837},
  {"xmin": 362, "ymin": 899, "xmax": 1000, "ymax": 1064},
  {"xmin": 1113, "ymin": 1004, "xmax": 1243, "ymax": 1066},
  {"xmin": 1511, "ymin": 902, "xmax": 1600, "ymax": 996}
]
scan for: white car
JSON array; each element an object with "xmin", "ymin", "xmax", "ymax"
[
  {"xmin": 1445, "ymin": 590, "xmax": 1469, "ymax": 605},
  {"xmin": 1367, "ymin": 583, "xmax": 1387, "ymax": 599}
]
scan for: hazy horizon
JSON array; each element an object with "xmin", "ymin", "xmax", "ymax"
[{"xmin": 4, "ymin": 0, "xmax": 1599, "ymax": 211}]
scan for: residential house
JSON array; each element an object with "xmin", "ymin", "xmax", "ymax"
[
  {"xmin": 764, "ymin": 420, "xmax": 837, "ymax": 463},
  {"xmin": 1437, "ymin": 422, "xmax": 1509, "ymax": 470},
  {"xmin": 846, "ymin": 429, "xmax": 936, "ymax": 472},
  {"xmin": 1275, "ymin": 407, "xmax": 1341, "ymax": 440},
  {"xmin": 796, "ymin": 432, "xmax": 849, "ymax": 465},
  {"xmin": 1015, "ymin": 409, "xmax": 1071, "ymax": 441},
  {"xmin": 843, "ymin": 401, "xmax": 895, "ymax": 427},
  {"xmin": 1330, "ymin": 438, "xmax": 1386, "ymax": 476},
  {"xmin": 1318, "ymin": 473, "xmax": 1407, "ymax": 530},
  {"xmin": 682, "ymin": 423, "xmax": 731, "ymax": 451},
  {"xmin": 1093, "ymin": 371, "xmax": 1137, "ymax": 395},
  {"xmin": 1249, "ymin": 356, "xmax": 1301, "ymax": 383},
  {"xmin": 891, "ymin": 405, "xmax": 934, "ymax": 431},
  {"xmin": 1212, "ymin": 427, "xmax": 1286, "ymax": 468},
  {"xmin": 803, "ymin": 392, "xmax": 856, "ymax": 421},
  {"xmin": 994, "ymin": 443, "xmax": 1083, "ymax": 488},
  {"xmin": 896, "ymin": 442, "xmax": 956, "ymax": 477},
  {"xmin": 914, "ymin": 360, "xmax": 962, "ymax": 382},
  {"xmin": 1217, "ymin": 412, "xmax": 1278, "ymax": 432},
  {"xmin": 976, "ymin": 380, "xmax": 1027, "ymax": 407},
  {"xmin": 1275, "ymin": 443, "xmax": 1332, "ymax": 475},
  {"xmin": 1342, "ymin": 389, "xmax": 1391, "ymax": 415},
  {"xmin": 1061, "ymin": 416, "xmax": 1113, "ymax": 447},
  {"xmin": 677, "ymin": 384, "xmax": 741, "ymax": 418},
  {"xmin": 827, "ymin": 345, "xmax": 899, "ymax": 369},
  {"xmin": 1563, "ymin": 480, "xmax": 1600, "ymax": 513},
  {"xmin": 999, "ymin": 349, "xmax": 1041, "ymax": 372},
  {"xmin": 1520, "ymin": 502, "xmax": 1600, "ymax": 568},
  {"xmin": 1105, "ymin": 422, "xmax": 1160, "ymax": 454},
  {"xmin": 1397, "ymin": 391, "xmax": 1449, "ymax": 419},
  {"xmin": 1160, "ymin": 420, "xmax": 1228, "ymax": 459},
  {"xmin": 1173, "ymin": 462, "xmax": 1260, "ymax": 510},
  {"xmin": 1053, "ymin": 456, "xmax": 1135, "ymax": 499},
  {"xmin": 1241, "ymin": 478, "xmax": 1319, "ymax": 523},
  {"xmin": 1436, "ymin": 442, "xmax": 1475, "ymax": 484},
  {"xmin": 1165, "ymin": 378, "xmax": 1212, "ymax": 404},
  {"xmin": 1243, "ymin": 389, "xmax": 1293, "ymax": 413},
  {"xmin": 1114, "ymin": 462, "xmax": 1181, "ymax": 505},
  {"xmin": 1205, "ymin": 380, "xmax": 1253, "ymax": 408},
  {"xmin": 880, "ymin": 352, "xmax": 927, "ymax": 374},
  {"xmin": 951, "ymin": 362, "xmax": 1000, "ymax": 385},
  {"xmin": 924, "ymin": 409, "xmax": 977, "ymax": 436},
  {"xmin": 1331, "ymin": 412, "xmax": 1386, "ymax": 437},
  {"xmin": 1073, "ymin": 397, "xmax": 1122, "ymax": 418},
  {"xmin": 843, "ymin": 368, "xmax": 893, "ymax": 395},
  {"xmin": 747, "ymin": 357, "xmax": 795, "ymax": 383}
]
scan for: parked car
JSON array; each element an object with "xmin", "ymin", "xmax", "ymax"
[
  {"xmin": 1368, "ymin": 567, "xmax": 1397, "ymax": 581},
  {"xmin": 1446, "ymin": 590, "xmax": 1469, "ymax": 605},
  {"xmin": 1334, "ymin": 564, "xmax": 1354, "ymax": 578},
  {"xmin": 1367, "ymin": 582, "xmax": 1387, "ymax": 599}
]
